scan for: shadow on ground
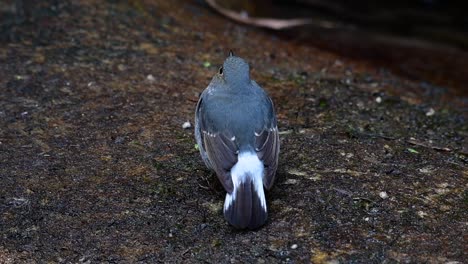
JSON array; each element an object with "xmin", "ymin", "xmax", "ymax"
[{"xmin": 0, "ymin": 0, "xmax": 466, "ymax": 263}]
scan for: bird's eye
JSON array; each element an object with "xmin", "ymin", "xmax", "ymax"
[{"xmin": 218, "ymin": 66, "xmax": 223, "ymax": 75}]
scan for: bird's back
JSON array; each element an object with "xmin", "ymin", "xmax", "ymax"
[{"xmin": 201, "ymin": 82, "xmax": 274, "ymax": 148}]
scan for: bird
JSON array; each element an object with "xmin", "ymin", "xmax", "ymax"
[{"xmin": 195, "ymin": 51, "xmax": 280, "ymax": 229}]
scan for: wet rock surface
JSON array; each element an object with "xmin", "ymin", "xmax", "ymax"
[{"xmin": 0, "ymin": 0, "xmax": 466, "ymax": 263}]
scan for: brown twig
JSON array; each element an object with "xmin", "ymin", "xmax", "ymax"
[{"xmin": 205, "ymin": 0, "xmax": 336, "ymax": 30}]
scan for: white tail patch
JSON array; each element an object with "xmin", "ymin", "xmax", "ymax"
[{"xmin": 224, "ymin": 151, "xmax": 266, "ymax": 212}]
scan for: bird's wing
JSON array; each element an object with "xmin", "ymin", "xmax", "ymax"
[
  {"xmin": 202, "ymin": 131, "xmax": 237, "ymax": 193},
  {"xmin": 196, "ymin": 94, "xmax": 236, "ymax": 193},
  {"xmin": 254, "ymin": 95, "xmax": 280, "ymax": 190},
  {"xmin": 255, "ymin": 125, "xmax": 279, "ymax": 190},
  {"xmin": 195, "ymin": 94, "xmax": 213, "ymax": 170}
]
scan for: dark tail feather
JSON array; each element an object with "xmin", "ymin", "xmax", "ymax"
[
  {"xmin": 249, "ymin": 184, "xmax": 267, "ymax": 229},
  {"xmin": 223, "ymin": 175, "xmax": 267, "ymax": 230}
]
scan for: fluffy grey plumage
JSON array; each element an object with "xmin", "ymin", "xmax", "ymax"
[{"xmin": 195, "ymin": 52, "xmax": 279, "ymax": 229}]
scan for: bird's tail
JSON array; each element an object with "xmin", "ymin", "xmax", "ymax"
[{"xmin": 223, "ymin": 152, "xmax": 267, "ymax": 229}]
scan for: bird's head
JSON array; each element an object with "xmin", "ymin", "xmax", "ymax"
[{"xmin": 218, "ymin": 51, "xmax": 251, "ymax": 86}]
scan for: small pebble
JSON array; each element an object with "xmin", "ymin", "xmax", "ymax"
[
  {"xmin": 114, "ymin": 136, "xmax": 125, "ymax": 144},
  {"xmin": 379, "ymin": 191, "xmax": 388, "ymax": 199},
  {"xmin": 426, "ymin": 108, "xmax": 435, "ymax": 116},
  {"xmin": 375, "ymin": 96, "xmax": 382, "ymax": 103},
  {"xmin": 417, "ymin": 211, "xmax": 427, "ymax": 218},
  {"xmin": 117, "ymin": 64, "xmax": 126, "ymax": 71},
  {"xmin": 290, "ymin": 244, "xmax": 298, "ymax": 249},
  {"xmin": 182, "ymin": 121, "xmax": 191, "ymax": 129},
  {"xmin": 147, "ymin": 74, "xmax": 156, "ymax": 82},
  {"xmin": 284, "ymin": 179, "xmax": 298, "ymax": 185}
]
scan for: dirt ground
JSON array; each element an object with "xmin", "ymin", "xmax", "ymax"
[{"xmin": 0, "ymin": 0, "xmax": 466, "ymax": 263}]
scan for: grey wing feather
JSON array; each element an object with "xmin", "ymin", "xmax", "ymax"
[
  {"xmin": 254, "ymin": 94, "xmax": 280, "ymax": 190},
  {"xmin": 195, "ymin": 92, "xmax": 236, "ymax": 193},
  {"xmin": 203, "ymin": 132, "xmax": 237, "ymax": 193},
  {"xmin": 195, "ymin": 94, "xmax": 213, "ymax": 170},
  {"xmin": 255, "ymin": 126, "xmax": 280, "ymax": 190}
]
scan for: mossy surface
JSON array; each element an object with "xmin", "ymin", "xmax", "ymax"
[{"xmin": 0, "ymin": 0, "xmax": 466, "ymax": 263}]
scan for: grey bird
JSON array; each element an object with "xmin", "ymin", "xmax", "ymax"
[{"xmin": 195, "ymin": 52, "xmax": 280, "ymax": 229}]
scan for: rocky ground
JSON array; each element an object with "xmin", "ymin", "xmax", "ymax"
[{"xmin": 0, "ymin": 0, "xmax": 466, "ymax": 263}]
